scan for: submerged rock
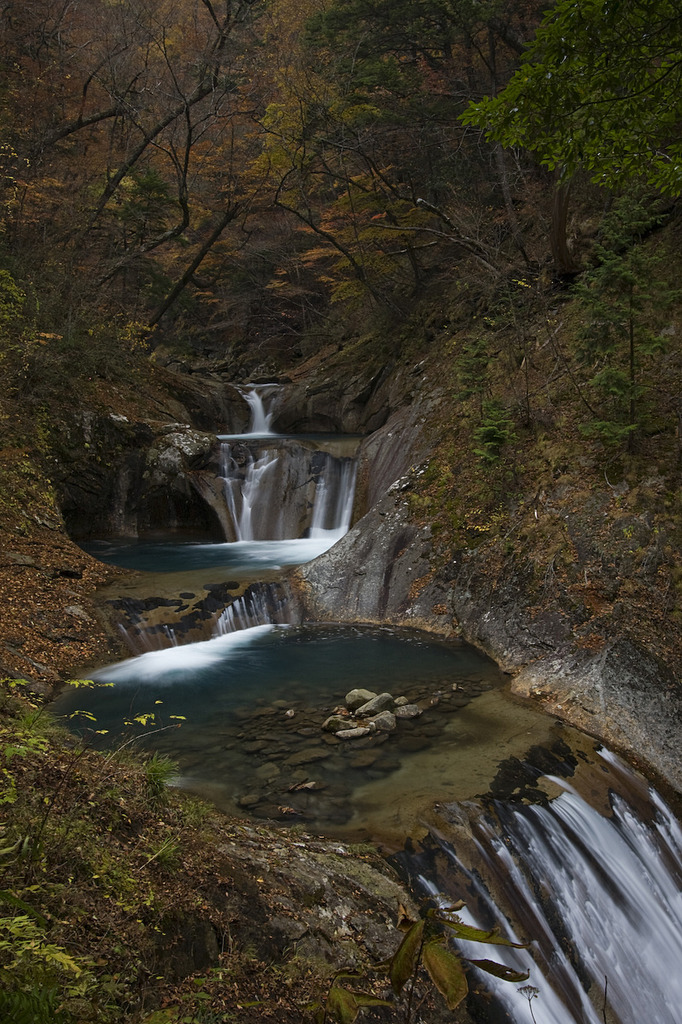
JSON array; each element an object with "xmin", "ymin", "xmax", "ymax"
[
  {"xmin": 355, "ymin": 692, "xmax": 394, "ymax": 715},
  {"xmin": 395, "ymin": 704, "xmax": 421, "ymax": 719},
  {"xmin": 345, "ymin": 687, "xmax": 377, "ymax": 710},
  {"xmin": 369, "ymin": 710, "xmax": 397, "ymax": 732}
]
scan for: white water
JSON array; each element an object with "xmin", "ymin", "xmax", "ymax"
[
  {"xmin": 410, "ymin": 751, "xmax": 682, "ymax": 1024},
  {"xmin": 218, "ymin": 384, "xmax": 358, "ymax": 546},
  {"xmin": 118, "ymin": 621, "xmax": 178, "ymax": 655},
  {"xmin": 92, "ymin": 623, "xmax": 275, "ymax": 686},
  {"xmin": 221, "ymin": 445, "xmax": 280, "ymax": 540},
  {"xmin": 216, "ymin": 383, "xmax": 281, "ymax": 439},
  {"xmin": 213, "ymin": 585, "xmax": 293, "ymax": 635},
  {"xmin": 309, "ymin": 457, "xmax": 357, "ymax": 537},
  {"xmin": 191, "ymin": 536, "xmax": 351, "ymax": 569},
  {"xmin": 219, "ymin": 443, "xmax": 357, "ymax": 545}
]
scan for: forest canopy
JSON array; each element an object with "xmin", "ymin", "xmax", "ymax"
[
  {"xmin": 0, "ymin": 0, "xmax": 679, "ymax": 365},
  {"xmin": 463, "ymin": 0, "xmax": 682, "ymax": 194}
]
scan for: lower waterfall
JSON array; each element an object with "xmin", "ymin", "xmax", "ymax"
[
  {"xmin": 394, "ymin": 746, "xmax": 682, "ymax": 1024},
  {"xmin": 219, "ymin": 440, "xmax": 357, "ymax": 543}
]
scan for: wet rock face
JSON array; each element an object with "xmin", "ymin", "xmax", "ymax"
[
  {"xmin": 273, "ymin": 364, "xmax": 397, "ymax": 434},
  {"xmin": 297, "ymin": 474, "xmax": 452, "ymax": 635},
  {"xmin": 512, "ymin": 638, "xmax": 682, "ymax": 792},
  {"xmin": 58, "ymin": 412, "xmax": 225, "ymax": 540}
]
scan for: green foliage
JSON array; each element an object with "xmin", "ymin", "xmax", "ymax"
[
  {"xmin": 323, "ymin": 974, "xmax": 392, "ymax": 1023},
  {"xmin": 117, "ymin": 169, "xmax": 175, "ymax": 245},
  {"xmin": 420, "ymin": 940, "xmax": 467, "ymax": 1010},
  {"xmin": 0, "ymin": 910, "xmax": 96, "ymax": 1024},
  {"xmin": 574, "ymin": 194, "xmax": 678, "ymax": 445},
  {"xmin": 390, "ymin": 917, "xmax": 425, "ymax": 996},
  {"xmin": 463, "ymin": 0, "xmax": 682, "ymax": 194},
  {"xmin": 0, "ymin": 985, "xmax": 70, "ymax": 1024},
  {"xmin": 473, "ymin": 400, "xmax": 517, "ymax": 464},
  {"xmin": 323, "ymin": 903, "xmax": 528, "ymax": 1022},
  {"xmin": 457, "ymin": 335, "xmax": 489, "ymax": 407},
  {"xmin": 144, "ymin": 752, "xmax": 179, "ymax": 807},
  {"xmin": 0, "ymin": 268, "xmax": 25, "ymax": 330}
]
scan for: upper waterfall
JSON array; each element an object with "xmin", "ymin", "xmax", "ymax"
[{"xmin": 240, "ymin": 383, "xmax": 280, "ymax": 436}]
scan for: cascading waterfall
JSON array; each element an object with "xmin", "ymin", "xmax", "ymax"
[
  {"xmin": 220, "ymin": 444, "xmax": 281, "ymax": 541},
  {"xmin": 213, "ymin": 583, "xmax": 294, "ymax": 635},
  {"xmin": 218, "ymin": 444, "xmax": 358, "ymax": 544},
  {"xmin": 238, "ymin": 383, "xmax": 279, "ymax": 435},
  {"xmin": 67, "ymin": 378, "xmax": 682, "ymax": 1023},
  {"xmin": 397, "ymin": 747, "xmax": 682, "ymax": 1024},
  {"xmin": 309, "ymin": 455, "xmax": 357, "ymax": 538},
  {"xmin": 117, "ymin": 621, "xmax": 178, "ymax": 655},
  {"xmin": 218, "ymin": 384, "xmax": 358, "ymax": 545}
]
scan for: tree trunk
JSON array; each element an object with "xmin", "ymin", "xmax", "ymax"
[{"xmin": 550, "ymin": 178, "xmax": 579, "ymax": 276}]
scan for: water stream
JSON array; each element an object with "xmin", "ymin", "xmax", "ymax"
[
  {"xmin": 63, "ymin": 382, "xmax": 682, "ymax": 1024},
  {"xmin": 395, "ymin": 746, "xmax": 682, "ymax": 1024}
]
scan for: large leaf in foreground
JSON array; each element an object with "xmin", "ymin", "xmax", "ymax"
[
  {"xmin": 421, "ymin": 941, "xmax": 468, "ymax": 1010},
  {"xmin": 468, "ymin": 958, "xmax": 530, "ymax": 983},
  {"xmin": 390, "ymin": 918, "xmax": 425, "ymax": 995}
]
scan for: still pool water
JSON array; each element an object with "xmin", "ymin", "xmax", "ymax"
[
  {"xmin": 53, "ymin": 623, "xmax": 560, "ymax": 841},
  {"xmin": 80, "ymin": 534, "xmax": 348, "ymax": 574}
]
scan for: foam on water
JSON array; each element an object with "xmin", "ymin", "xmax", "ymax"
[
  {"xmin": 405, "ymin": 751, "xmax": 682, "ymax": 1024},
  {"xmin": 92, "ymin": 623, "xmax": 275, "ymax": 686}
]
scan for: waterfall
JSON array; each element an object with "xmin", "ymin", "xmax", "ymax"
[
  {"xmin": 309, "ymin": 455, "xmax": 357, "ymax": 538},
  {"xmin": 238, "ymin": 383, "xmax": 280, "ymax": 435},
  {"xmin": 219, "ymin": 441, "xmax": 357, "ymax": 544},
  {"xmin": 396, "ymin": 748, "xmax": 682, "ymax": 1024},
  {"xmin": 220, "ymin": 444, "xmax": 281, "ymax": 541},
  {"xmin": 118, "ymin": 621, "xmax": 178, "ymax": 655},
  {"xmin": 213, "ymin": 583, "xmax": 293, "ymax": 635}
]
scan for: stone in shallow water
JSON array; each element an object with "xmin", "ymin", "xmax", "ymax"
[
  {"xmin": 349, "ymin": 750, "xmax": 379, "ymax": 769},
  {"xmin": 322, "ymin": 714, "xmax": 351, "ymax": 733},
  {"xmin": 345, "ymin": 688, "xmax": 378, "ymax": 711},
  {"xmin": 369, "ymin": 710, "xmax": 397, "ymax": 732},
  {"xmin": 285, "ymin": 747, "xmax": 332, "ymax": 766},
  {"xmin": 355, "ymin": 692, "xmax": 395, "ymax": 716},
  {"xmin": 238, "ymin": 793, "xmax": 260, "ymax": 808},
  {"xmin": 242, "ymin": 740, "xmax": 269, "ymax": 753},
  {"xmin": 395, "ymin": 704, "xmax": 421, "ymax": 719},
  {"xmin": 336, "ymin": 726, "xmax": 371, "ymax": 740},
  {"xmin": 396, "ymin": 735, "xmax": 431, "ymax": 753}
]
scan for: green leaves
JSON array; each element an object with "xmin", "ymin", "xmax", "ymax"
[
  {"xmin": 468, "ymin": 958, "xmax": 530, "ymax": 983},
  {"xmin": 390, "ymin": 917, "xmax": 425, "ymax": 994},
  {"xmin": 421, "ymin": 940, "xmax": 468, "ymax": 1010},
  {"xmin": 325, "ymin": 977, "xmax": 392, "ymax": 1023},
  {"xmin": 473, "ymin": 400, "xmax": 517, "ymax": 464},
  {"xmin": 323, "ymin": 901, "xmax": 531, "ymax": 1022},
  {"xmin": 463, "ymin": 0, "xmax": 682, "ymax": 195},
  {"xmin": 573, "ymin": 192, "xmax": 679, "ymax": 446},
  {"xmin": 435, "ymin": 910, "xmax": 527, "ymax": 948}
]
